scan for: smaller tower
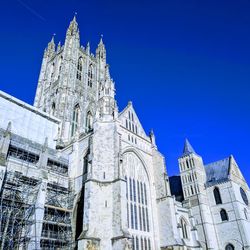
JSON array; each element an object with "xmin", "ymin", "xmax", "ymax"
[
  {"xmin": 46, "ymin": 35, "xmax": 55, "ymax": 57},
  {"xmin": 178, "ymin": 139, "xmax": 206, "ymax": 199},
  {"xmin": 178, "ymin": 139, "xmax": 219, "ymax": 250},
  {"xmin": 96, "ymin": 36, "xmax": 106, "ymax": 63},
  {"xmin": 96, "ymin": 65, "xmax": 117, "ymax": 121},
  {"xmin": 96, "ymin": 36, "xmax": 107, "ymax": 83}
]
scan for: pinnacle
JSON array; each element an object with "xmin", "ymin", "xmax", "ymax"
[{"xmin": 99, "ymin": 34, "xmax": 104, "ymax": 45}]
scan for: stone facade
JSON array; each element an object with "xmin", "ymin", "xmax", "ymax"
[
  {"xmin": 178, "ymin": 140, "xmax": 250, "ymax": 250},
  {"xmin": 0, "ymin": 16, "xmax": 249, "ymax": 250}
]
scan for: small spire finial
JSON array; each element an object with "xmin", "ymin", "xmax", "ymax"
[
  {"xmin": 73, "ymin": 12, "xmax": 77, "ymax": 22},
  {"xmin": 99, "ymin": 34, "xmax": 104, "ymax": 45}
]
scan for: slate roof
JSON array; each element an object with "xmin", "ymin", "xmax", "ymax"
[{"xmin": 205, "ymin": 156, "xmax": 231, "ymax": 187}]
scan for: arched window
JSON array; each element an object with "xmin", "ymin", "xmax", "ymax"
[
  {"xmin": 123, "ymin": 152, "xmax": 153, "ymax": 245},
  {"xmin": 76, "ymin": 57, "xmax": 83, "ymax": 80},
  {"xmin": 220, "ymin": 209, "xmax": 229, "ymax": 221},
  {"xmin": 86, "ymin": 111, "xmax": 93, "ymax": 132},
  {"xmin": 88, "ymin": 64, "xmax": 93, "ymax": 87},
  {"xmin": 214, "ymin": 187, "xmax": 222, "ymax": 204},
  {"xmin": 71, "ymin": 104, "xmax": 80, "ymax": 137},
  {"xmin": 225, "ymin": 243, "xmax": 234, "ymax": 250},
  {"xmin": 180, "ymin": 218, "xmax": 188, "ymax": 239}
]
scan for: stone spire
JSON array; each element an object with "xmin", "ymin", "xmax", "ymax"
[{"xmin": 182, "ymin": 138, "xmax": 196, "ymax": 157}]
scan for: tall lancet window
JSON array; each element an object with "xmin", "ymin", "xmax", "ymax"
[
  {"xmin": 71, "ymin": 104, "xmax": 80, "ymax": 137},
  {"xmin": 213, "ymin": 187, "xmax": 222, "ymax": 204},
  {"xmin": 180, "ymin": 218, "xmax": 188, "ymax": 239},
  {"xmin": 88, "ymin": 64, "xmax": 93, "ymax": 87},
  {"xmin": 76, "ymin": 57, "xmax": 83, "ymax": 80},
  {"xmin": 123, "ymin": 152, "xmax": 153, "ymax": 250},
  {"xmin": 86, "ymin": 111, "xmax": 93, "ymax": 132}
]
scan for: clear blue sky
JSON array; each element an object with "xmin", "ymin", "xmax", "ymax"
[{"xmin": 0, "ymin": 0, "xmax": 249, "ymax": 184}]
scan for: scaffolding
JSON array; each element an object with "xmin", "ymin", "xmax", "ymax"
[
  {"xmin": 0, "ymin": 171, "xmax": 40, "ymax": 249},
  {"xmin": 40, "ymin": 181, "xmax": 74, "ymax": 249},
  {"xmin": 0, "ymin": 139, "xmax": 75, "ymax": 249}
]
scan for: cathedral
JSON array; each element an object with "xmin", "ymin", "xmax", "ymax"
[{"xmin": 0, "ymin": 16, "xmax": 249, "ymax": 250}]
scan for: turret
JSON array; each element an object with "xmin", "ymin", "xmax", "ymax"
[
  {"xmin": 97, "ymin": 65, "xmax": 117, "ymax": 121},
  {"xmin": 96, "ymin": 36, "xmax": 106, "ymax": 62},
  {"xmin": 46, "ymin": 35, "xmax": 55, "ymax": 57},
  {"xmin": 64, "ymin": 15, "xmax": 80, "ymax": 54},
  {"xmin": 178, "ymin": 139, "xmax": 206, "ymax": 199}
]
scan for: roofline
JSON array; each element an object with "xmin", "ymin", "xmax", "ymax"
[
  {"xmin": 204, "ymin": 155, "xmax": 232, "ymax": 168},
  {"xmin": 0, "ymin": 90, "xmax": 60, "ymax": 124}
]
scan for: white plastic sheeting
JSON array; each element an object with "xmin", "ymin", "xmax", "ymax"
[{"xmin": 0, "ymin": 90, "xmax": 59, "ymax": 149}]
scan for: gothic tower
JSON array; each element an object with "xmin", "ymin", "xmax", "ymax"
[
  {"xmin": 178, "ymin": 139, "xmax": 219, "ymax": 249},
  {"xmin": 34, "ymin": 16, "xmax": 112, "ymax": 147}
]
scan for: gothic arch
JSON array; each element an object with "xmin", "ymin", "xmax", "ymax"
[
  {"xmin": 213, "ymin": 186, "xmax": 222, "ymax": 204},
  {"xmin": 121, "ymin": 147, "xmax": 151, "ymax": 185},
  {"xmin": 220, "ymin": 208, "xmax": 229, "ymax": 221},
  {"xmin": 122, "ymin": 148, "xmax": 154, "ymax": 244},
  {"xmin": 179, "ymin": 216, "xmax": 189, "ymax": 239},
  {"xmin": 71, "ymin": 104, "xmax": 80, "ymax": 137}
]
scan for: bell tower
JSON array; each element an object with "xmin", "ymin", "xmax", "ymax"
[
  {"xmin": 33, "ymin": 17, "xmax": 114, "ymax": 147},
  {"xmin": 178, "ymin": 139, "xmax": 206, "ymax": 199},
  {"xmin": 178, "ymin": 139, "xmax": 219, "ymax": 249}
]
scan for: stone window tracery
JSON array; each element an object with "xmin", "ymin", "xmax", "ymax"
[
  {"xmin": 123, "ymin": 152, "xmax": 153, "ymax": 249},
  {"xmin": 180, "ymin": 217, "xmax": 188, "ymax": 239}
]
